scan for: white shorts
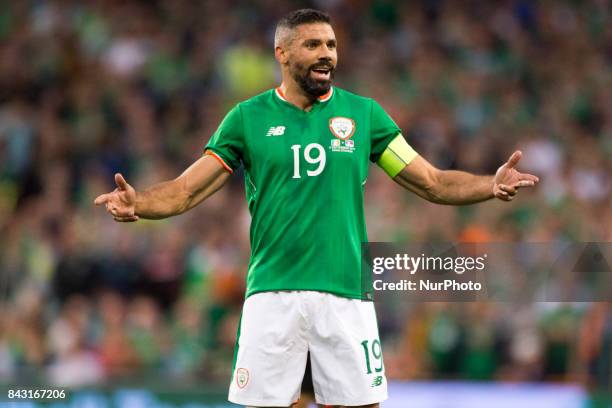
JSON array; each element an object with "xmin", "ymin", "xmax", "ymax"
[{"xmin": 228, "ymin": 291, "xmax": 387, "ymax": 407}]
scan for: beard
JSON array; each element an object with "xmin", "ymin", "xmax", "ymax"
[{"xmin": 290, "ymin": 61, "xmax": 335, "ymax": 97}]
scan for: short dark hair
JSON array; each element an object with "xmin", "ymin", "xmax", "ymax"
[
  {"xmin": 274, "ymin": 9, "xmax": 331, "ymax": 47},
  {"xmin": 277, "ymin": 9, "xmax": 331, "ymax": 30}
]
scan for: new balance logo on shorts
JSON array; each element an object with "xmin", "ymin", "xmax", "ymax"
[
  {"xmin": 266, "ymin": 126, "xmax": 285, "ymax": 136},
  {"xmin": 371, "ymin": 376, "xmax": 383, "ymax": 387}
]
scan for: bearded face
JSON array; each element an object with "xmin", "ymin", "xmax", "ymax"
[
  {"xmin": 280, "ymin": 23, "xmax": 338, "ymax": 98},
  {"xmin": 289, "ymin": 59, "xmax": 335, "ymax": 97}
]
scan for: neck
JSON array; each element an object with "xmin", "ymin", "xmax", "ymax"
[{"xmin": 278, "ymin": 80, "xmax": 318, "ymax": 111}]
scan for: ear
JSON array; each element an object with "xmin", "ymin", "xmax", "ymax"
[{"xmin": 275, "ymin": 46, "xmax": 288, "ymax": 65}]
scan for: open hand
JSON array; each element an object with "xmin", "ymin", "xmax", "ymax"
[
  {"xmin": 94, "ymin": 173, "xmax": 139, "ymax": 222},
  {"xmin": 493, "ymin": 151, "xmax": 539, "ymax": 201}
]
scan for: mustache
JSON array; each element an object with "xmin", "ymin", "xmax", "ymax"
[{"xmin": 308, "ymin": 61, "xmax": 335, "ymax": 71}]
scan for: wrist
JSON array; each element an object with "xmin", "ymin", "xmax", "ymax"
[{"xmin": 134, "ymin": 192, "xmax": 144, "ymax": 216}]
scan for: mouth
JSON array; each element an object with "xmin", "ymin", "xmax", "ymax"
[{"xmin": 310, "ymin": 66, "xmax": 332, "ymax": 81}]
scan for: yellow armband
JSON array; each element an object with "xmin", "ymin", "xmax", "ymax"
[{"xmin": 377, "ymin": 134, "xmax": 418, "ymax": 177}]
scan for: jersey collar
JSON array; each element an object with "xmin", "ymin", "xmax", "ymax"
[{"xmin": 274, "ymin": 86, "xmax": 334, "ymax": 104}]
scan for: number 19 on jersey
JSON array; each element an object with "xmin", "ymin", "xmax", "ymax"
[{"xmin": 291, "ymin": 143, "xmax": 326, "ymax": 178}]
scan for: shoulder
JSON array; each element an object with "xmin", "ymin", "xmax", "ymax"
[
  {"xmin": 332, "ymin": 87, "xmax": 375, "ymax": 107},
  {"xmin": 236, "ymin": 89, "xmax": 276, "ymax": 111}
]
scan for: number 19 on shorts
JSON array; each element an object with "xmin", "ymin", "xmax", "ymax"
[{"xmin": 361, "ymin": 338, "xmax": 384, "ymax": 374}]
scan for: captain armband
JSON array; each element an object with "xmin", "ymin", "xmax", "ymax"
[{"xmin": 376, "ymin": 134, "xmax": 418, "ymax": 178}]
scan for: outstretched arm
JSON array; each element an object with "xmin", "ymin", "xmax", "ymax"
[
  {"xmin": 94, "ymin": 154, "xmax": 231, "ymax": 222},
  {"xmin": 392, "ymin": 151, "xmax": 539, "ymax": 205}
]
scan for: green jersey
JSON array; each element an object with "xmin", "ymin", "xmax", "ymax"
[{"xmin": 205, "ymin": 86, "xmax": 400, "ymax": 299}]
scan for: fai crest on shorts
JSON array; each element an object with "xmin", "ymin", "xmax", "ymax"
[
  {"xmin": 329, "ymin": 117, "xmax": 355, "ymax": 140},
  {"xmin": 236, "ymin": 368, "xmax": 249, "ymax": 388}
]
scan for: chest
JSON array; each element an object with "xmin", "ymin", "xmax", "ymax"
[{"xmin": 243, "ymin": 110, "xmax": 371, "ymax": 180}]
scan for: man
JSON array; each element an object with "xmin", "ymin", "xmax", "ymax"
[{"xmin": 95, "ymin": 9, "xmax": 538, "ymax": 408}]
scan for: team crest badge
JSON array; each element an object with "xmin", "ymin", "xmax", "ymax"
[
  {"xmin": 236, "ymin": 368, "xmax": 249, "ymax": 388},
  {"xmin": 329, "ymin": 117, "xmax": 356, "ymax": 153},
  {"xmin": 329, "ymin": 117, "xmax": 355, "ymax": 140}
]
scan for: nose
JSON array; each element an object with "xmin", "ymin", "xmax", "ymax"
[
  {"xmin": 319, "ymin": 45, "xmax": 334, "ymax": 60},
  {"xmin": 318, "ymin": 52, "xmax": 333, "ymax": 65}
]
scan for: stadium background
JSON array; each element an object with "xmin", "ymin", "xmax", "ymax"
[{"xmin": 0, "ymin": 0, "xmax": 610, "ymax": 406}]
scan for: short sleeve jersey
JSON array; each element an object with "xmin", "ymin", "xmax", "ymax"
[{"xmin": 205, "ymin": 87, "xmax": 402, "ymax": 299}]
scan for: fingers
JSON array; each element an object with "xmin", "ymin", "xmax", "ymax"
[
  {"xmin": 105, "ymin": 202, "xmax": 135, "ymax": 217},
  {"xmin": 108, "ymin": 204, "xmax": 139, "ymax": 221},
  {"xmin": 495, "ymin": 173, "xmax": 540, "ymax": 202},
  {"xmin": 94, "ymin": 193, "xmax": 110, "ymax": 205},
  {"xmin": 494, "ymin": 184, "xmax": 516, "ymax": 201},
  {"xmin": 95, "ymin": 175, "xmax": 137, "ymax": 222},
  {"xmin": 519, "ymin": 173, "xmax": 540, "ymax": 183},
  {"xmin": 495, "ymin": 190, "xmax": 513, "ymax": 201},
  {"xmin": 499, "ymin": 184, "xmax": 517, "ymax": 195},
  {"xmin": 505, "ymin": 150, "xmax": 522, "ymax": 169},
  {"xmin": 113, "ymin": 215, "xmax": 139, "ymax": 222},
  {"xmin": 517, "ymin": 180, "xmax": 535, "ymax": 188},
  {"xmin": 115, "ymin": 173, "xmax": 129, "ymax": 191},
  {"xmin": 513, "ymin": 172, "xmax": 540, "ymax": 188}
]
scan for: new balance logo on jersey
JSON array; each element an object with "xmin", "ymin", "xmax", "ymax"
[{"xmin": 266, "ymin": 126, "xmax": 286, "ymax": 136}]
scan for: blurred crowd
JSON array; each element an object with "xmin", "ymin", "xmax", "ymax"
[{"xmin": 0, "ymin": 0, "xmax": 610, "ymax": 393}]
